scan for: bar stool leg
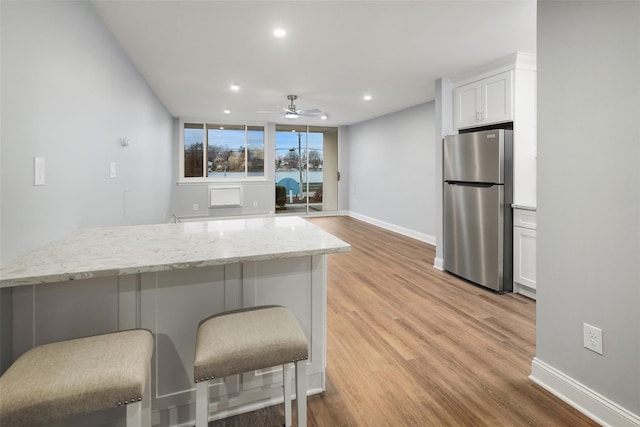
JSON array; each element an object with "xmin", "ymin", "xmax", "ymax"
[
  {"xmin": 295, "ymin": 360, "xmax": 307, "ymax": 427},
  {"xmin": 196, "ymin": 381, "xmax": 210, "ymax": 427},
  {"xmin": 142, "ymin": 365, "xmax": 151, "ymax": 427},
  {"xmin": 126, "ymin": 360, "xmax": 151, "ymax": 427},
  {"xmin": 126, "ymin": 401, "xmax": 142, "ymax": 427},
  {"xmin": 283, "ymin": 363, "xmax": 292, "ymax": 426}
]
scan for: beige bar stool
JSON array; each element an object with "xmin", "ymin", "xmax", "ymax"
[
  {"xmin": 194, "ymin": 305, "xmax": 309, "ymax": 427},
  {"xmin": 0, "ymin": 329, "xmax": 154, "ymax": 427}
]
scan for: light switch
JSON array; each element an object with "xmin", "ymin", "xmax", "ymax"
[
  {"xmin": 110, "ymin": 161, "xmax": 117, "ymax": 178},
  {"xmin": 34, "ymin": 157, "xmax": 45, "ymax": 186}
]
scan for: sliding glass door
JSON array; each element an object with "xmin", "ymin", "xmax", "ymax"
[{"xmin": 275, "ymin": 125, "xmax": 338, "ymax": 215}]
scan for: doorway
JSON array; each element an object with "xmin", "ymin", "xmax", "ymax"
[{"xmin": 275, "ymin": 125, "xmax": 338, "ymax": 215}]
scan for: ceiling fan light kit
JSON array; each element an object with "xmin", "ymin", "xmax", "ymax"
[{"xmin": 286, "ymin": 94, "xmax": 298, "ymax": 118}]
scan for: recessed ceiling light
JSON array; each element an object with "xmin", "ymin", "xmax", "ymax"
[
  {"xmin": 364, "ymin": 95, "xmax": 373, "ymax": 101},
  {"xmin": 321, "ymin": 115, "xmax": 328, "ymax": 120},
  {"xmin": 273, "ymin": 28, "xmax": 287, "ymax": 38},
  {"xmin": 219, "ymin": 126, "xmax": 224, "ymax": 130},
  {"xmin": 230, "ymin": 84, "xmax": 239, "ymax": 91},
  {"xmin": 224, "ymin": 110, "xmax": 231, "ymax": 114}
]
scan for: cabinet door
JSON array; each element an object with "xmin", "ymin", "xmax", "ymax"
[
  {"xmin": 241, "ymin": 256, "xmax": 325, "ymax": 394},
  {"xmin": 140, "ymin": 265, "xmax": 240, "ymax": 413},
  {"xmin": 482, "ymin": 71, "xmax": 513, "ymax": 124},
  {"xmin": 514, "ymin": 226, "xmax": 536, "ymax": 290},
  {"xmin": 454, "ymin": 80, "xmax": 481, "ymax": 129}
]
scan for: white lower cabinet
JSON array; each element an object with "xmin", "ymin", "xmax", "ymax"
[{"xmin": 513, "ymin": 208, "xmax": 537, "ymax": 299}]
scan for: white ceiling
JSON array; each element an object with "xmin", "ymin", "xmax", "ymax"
[{"xmin": 91, "ymin": 0, "xmax": 536, "ymax": 127}]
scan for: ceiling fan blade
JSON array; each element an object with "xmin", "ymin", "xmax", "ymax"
[
  {"xmin": 298, "ymin": 110, "xmax": 324, "ymax": 117},
  {"xmin": 299, "ymin": 108, "xmax": 323, "ymax": 115}
]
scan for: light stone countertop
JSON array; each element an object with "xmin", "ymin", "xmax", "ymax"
[{"xmin": 0, "ymin": 216, "xmax": 351, "ymax": 288}]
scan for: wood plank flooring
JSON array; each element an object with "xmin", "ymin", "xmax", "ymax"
[{"xmin": 211, "ymin": 216, "xmax": 598, "ymax": 427}]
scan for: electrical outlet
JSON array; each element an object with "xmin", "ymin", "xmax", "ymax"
[
  {"xmin": 583, "ymin": 323, "xmax": 603, "ymax": 355},
  {"xmin": 193, "ymin": 203, "xmax": 199, "ymax": 211},
  {"xmin": 253, "ymin": 201, "xmax": 258, "ymax": 207}
]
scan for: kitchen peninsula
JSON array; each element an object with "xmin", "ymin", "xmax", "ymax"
[{"xmin": 0, "ymin": 216, "xmax": 350, "ymax": 426}]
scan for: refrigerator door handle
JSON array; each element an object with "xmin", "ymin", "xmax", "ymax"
[{"xmin": 446, "ymin": 181, "xmax": 495, "ymax": 188}]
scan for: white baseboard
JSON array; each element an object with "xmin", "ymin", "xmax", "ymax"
[
  {"xmin": 514, "ymin": 282, "xmax": 536, "ymax": 300},
  {"xmin": 345, "ymin": 211, "xmax": 436, "ymax": 245},
  {"xmin": 530, "ymin": 357, "xmax": 640, "ymax": 427},
  {"xmin": 433, "ymin": 257, "xmax": 444, "ymax": 271}
]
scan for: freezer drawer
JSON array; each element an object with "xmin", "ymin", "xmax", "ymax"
[{"xmin": 443, "ymin": 182, "xmax": 506, "ymax": 291}]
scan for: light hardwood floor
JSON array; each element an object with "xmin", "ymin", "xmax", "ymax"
[{"xmin": 211, "ymin": 216, "xmax": 598, "ymax": 427}]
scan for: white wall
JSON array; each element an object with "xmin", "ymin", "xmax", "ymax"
[
  {"xmin": 0, "ymin": 1, "xmax": 174, "ymax": 264},
  {"xmin": 534, "ymin": 1, "xmax": 640, "ymax": 423},
  {"xmin": 434, "ymin": 78, "xmax": 454, "ymax": 268},
  {"xmin": 345, "ymin": 102, "xmax": 436, "ymax": 242}
]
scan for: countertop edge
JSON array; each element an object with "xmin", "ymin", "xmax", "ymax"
[
  {"xmin": 0, "ymin": 216, "xmax": 352, "ymax": 289},
  {"xmin": 0, "ymin": 245, "xmax": 351, "ymax": 288}
]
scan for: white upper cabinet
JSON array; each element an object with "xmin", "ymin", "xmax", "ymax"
[
  {"xmin": 454, "ymin": 81, "xmax": 482, "ymax": 129},
  {"xmin": 483, "ymin": 71, "xmax": 513, "ymax": 124},
  {"xmin": 454, "ymin": 70, "xmax": 513, "ymax": 129},
  {"xmin": 450, "ymin": 52, "xmax": 536, "ymax": 207}
]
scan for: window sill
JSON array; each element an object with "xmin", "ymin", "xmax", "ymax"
[{"xmin": 176, "ymin": 177, "xmax": 270, "ymax": 186}]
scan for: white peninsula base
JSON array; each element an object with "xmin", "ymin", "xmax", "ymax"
[{"xmin": 2, "ymin": 217, "xmax": 349, "ymax": 427}]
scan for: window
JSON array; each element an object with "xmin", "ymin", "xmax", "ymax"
[
  {"xmin": 184, "ymin": 124, "xmax": 204, "ymax": 177},
  {"xmin": 182, "ymin": 123, "xmax": 264, "ymax": 180}
]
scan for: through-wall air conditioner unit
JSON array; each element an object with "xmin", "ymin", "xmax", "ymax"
[{"xmin": 209, "ymin": 185, "xmax": 242, "ymax": 207}]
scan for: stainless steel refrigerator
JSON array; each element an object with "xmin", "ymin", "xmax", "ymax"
[{"xmin": 443, "ymin": 129, "xmax": 513, "ymax": 293}]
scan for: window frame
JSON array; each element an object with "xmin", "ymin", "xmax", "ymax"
[{"xmin": 179, "ymin": 119, "xmax": 269, "ymax": 184}]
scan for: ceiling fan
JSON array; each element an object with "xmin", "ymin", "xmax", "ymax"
[{"xmin": 261, "ymin": 95, "xmax": 324, "ymax": 119}]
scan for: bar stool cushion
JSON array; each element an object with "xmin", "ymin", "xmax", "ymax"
[
  {"xmin": 194, "ymin": 306, "xmax": 308, "ymax": 382},
  {"xmin": 0, "ymin": 329, "xmax": 154, "ymax": 427}
]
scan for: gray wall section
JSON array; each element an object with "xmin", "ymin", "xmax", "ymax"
[
  {"xmin": 537, "ymin": 1, "xmax": 640, "ymax": 414},
  {"xmin": 0, "ymin": 0, "xmax": 174, "ymax": 264},
  {"xmin": 170, "ymin": 182, "xmax": 276, "ymax": 219},
  {"xmin": 345, "ymin": 102, "xmax": 436, "ymax": 238}
]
